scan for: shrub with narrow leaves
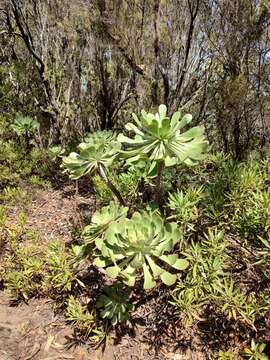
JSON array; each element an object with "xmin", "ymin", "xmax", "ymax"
[
  {"xmin": 93, "ymin": 210, "xmax": 188, "ymax": 289},
  {"xmin": 243, "ymin": 340, "xmax": 269, "ymax": 360},
  {"xmin": 168, "ymin": 186, "xmax": 205, "ymax": 235},
  {"xmin": 218, "ymin": 350, "xmax": 237, "ymax": 360}
]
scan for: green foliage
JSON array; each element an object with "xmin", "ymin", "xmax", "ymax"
[
  {"xmin": 217, "ymin": 279, "xmax": 257, "ymax": 324},
  {"xmin": 92, "ymin": 160, "xmax": 147, "ymax": 205},
  {"xmin": 243, "ymin": 340, "xmax": 269, "ymax": 360},
  {"xmin": 118, "ymin": 104, "xmax": 208, "ymax": 174},
  {"xmin": 0, "ymin": 205, "xmax": 7, "ymax": 228},
  {"xmin": 48, "ymin": 145, "xmax": 65, "ymax": 160},
  {"xmin": 29, "ymin": 175, "xmax": 50, "ymax": 187},
  {"xmin": 10, "ymin": 116, "xmax": 39, "ymax": 137},
  {"xmin": 2, "ymin": 229, "xmax": 45, "ymax": 300},
  {"xmin": 224, "ymin": 160, "xmax": 270, "ymax": 241},
  {"xmin": 172, "ymin": 229, "xmax": 229, "ymax": 325},
  {"xmin": 82, "ymin": 202, "xmax": 128, "ymax": 244},
  {"xmin": 218, "ymin": 350, "xmax": 237, "ymax": 360},
  {"xmin": 172, "ymin": 225, "xmax": 260, "ymax": 327},
  {"xmin": 0, "ymin": 139, "xmax": 51, "ymax": 187},
  {"xmin": 45, "ymin": 240, "xmax": 76, "ymax": 293},
  {"xmin": 63, "ymin": 130, "xmax": 126, "ymax": 204},
  {"xmin": 232, "ymin": 189, "xmax": 270, "ymax": 241},
  {"xmin": 97, "ymin": 284, "xmax": 133, "ymax": 325},
  {"xmin": 66, "ymin": 296, "xmax": 96, "ymax": 333},
  {"xmin": 93, "ymin": 209, "xmax": 188, "ymax": 289},
  {"xmin": 62, "ymin": 131, "xmax": 120, "ymax": 180},
  {"xmin": 0, "ymin": 186, "xmax": 29, "ymax": 205},
  {"xmin": 168, "ymin": 185, "xmax": 204, "ymax": 236}
]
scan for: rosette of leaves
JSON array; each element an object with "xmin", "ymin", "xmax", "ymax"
[
  {"xmin": 11, "ymin": 116, "xmax": 39, "ymax": 137},
  {"xmin": 84, "ymin": 130, "xmax": 116, "ymax": 144},
  {"xmin": 11, "ymin": 116, "xmax": 39, "ymax": 149},
  {"xmin": 63, "ymin": 131, "xmax": 119, "ymax": 179},
  {"xmin": 48, "ymin": 145, "xmax": 65, "ymax": 160},
  {"xmin": 83, "ymin": 202, "xmax": 128, "ymax": 243},
  {"xmin": 93, "ymin": 211, "xmax": 189, "ymax": 289},
  {"xmin": 97, "ymin": 284, "xmax": 133, "ymax": 325},
  {"xmin": 73, "ymin": 202, "xmax": 128, "ymax": 262},
  {"xmin": 117, "ymin": 104, "xmax": 208, "ymax": 172},
  {"xmin": 62, "ymin": 131, "xmax": 125, "ymax": 205}
]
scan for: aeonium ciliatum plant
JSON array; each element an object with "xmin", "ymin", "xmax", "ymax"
[
  {"xmin": 62, "ymin": 105, "xmax": 207, "ymax": 209},
  {"xmin": 62, "ymin": 131, "xmax": 126, "ymax": 205},
  {"xmin": 118, "ymin": 104, "xmax": 208, "ymax": 207},
  {"xmin": 92, "ymin": 206, "xmax": 188, "ymax": 289}
]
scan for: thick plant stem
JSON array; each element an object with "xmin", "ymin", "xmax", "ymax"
[
  {"xmin": 155, "ymin": 161, "xmax": 164, "ymax": 209},
  {"xmin": 97, "ymin": 163, "xmax": 126, "ymax": 206}
]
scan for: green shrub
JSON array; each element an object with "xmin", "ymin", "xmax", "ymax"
[
  {"xmin": 242, "ymin": 340, "xmax": 269, "ymax": 360},
  {"xmin": 44, "ymin": 240, "xmax": 76, "ymax": 293},
  {"xmin": 232, "ymin": 189, "xmax": 270, "ymax": 241},
  {"xmin": 2, "ymin": 237, "xmax": 45, "ymax": 300},
  {"xmin": 168, "ymin": 185, "xmax": 205, "ymax": 236},
  {"xmin": 172, "ymin": 229, "xmax": 229, "ymax": 325},
  {"xmin": 0, "ymin": 186, "xmax": 29, "ymax": 205},
  {"xmin": 66, "ymin": 296, "xmax": 96, "ymax": 333}
]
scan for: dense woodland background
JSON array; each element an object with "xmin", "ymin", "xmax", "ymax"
[{"xmin": 0, "ymin": 0, "xmax": 270, "ymax": 159}]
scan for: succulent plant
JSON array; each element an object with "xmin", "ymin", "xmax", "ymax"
[
  {"xmin": 11, "ymin": 116, "xmax": 39, "ymax": 137},
  {"xmin": 83, "ymin": 202, "xmax": 128, "ymax": 243},
  {"xmin": 118, "ymin": 104, "xmax": 208, "ymax": 175},
  {"xmin": 97, "ymin": 284, "xmax": 133, "ymax": 325},
  {"xmin": 93, "ymin": 210, "xmax": 188, "ymax": 289},
  {"xmin": 62, "ymin": 131, "xmax": 125, "ymax": 205},
  {"xmin": 48, "ymin": 145, "xmax": 65, "ymax": 160},
  {"xmin": 62, "ymin": 132, "xmax": 120, "ymax": 180}
]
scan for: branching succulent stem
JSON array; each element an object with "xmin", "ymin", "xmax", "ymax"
[{"xmin": 97, "ymin": 163, "xmax": 126, "ymax": 206}]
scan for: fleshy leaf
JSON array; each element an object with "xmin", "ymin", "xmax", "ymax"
[
  {"xmin": 93, "ymin": 257, "xmax": 107, "ymax": 268},
  {"xmin": 160, "ymin": 271, "xmax": 177, "ymax": 286},
  {"xmin": 172, "ymin": 258, "xmax": 189, "ymax": 270},
  {"xmin": 158, "ymin": 104, "xmax": 167, "ymax": 120},
  {"xmin": 106, "ymin": 265, "xmax": 120, "ymax": 278},
  {"xmin": 143, "ymin": 263, "xmax": 156, "ymax": 289}
]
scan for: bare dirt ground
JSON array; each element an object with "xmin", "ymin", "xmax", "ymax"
[{"xmin": 0, "ymin": 183, "xmax": 204, "ymax": 360}]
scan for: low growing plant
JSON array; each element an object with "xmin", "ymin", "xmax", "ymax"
[
  {"xmin": 242, "ymin": 340, "xmax": 269, "ymax": 360},
  {"xmin": 66, "ymin": 296, "xmax": 97, "ymax": 334},
  {"xmin": 10, "ymin": 116, "xmax": 39, "ymax": 149},
  {"xmin": 168, "ymin": 185, "xmax": 205, "ymax": 236},
  {"xmin": 97, "ymin": 284, "xmax": 133, "ymax": 325},
  {"xmin": 93, "ymin": 209, "xmax": 188, "ymax": 289},
  {"xmin": 45, "ymin": 240, "xmax": 77, "ymax": 293},
  {"xmin": 218, "ymin": 350, "xmax": 237, "ymax": 360}
]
